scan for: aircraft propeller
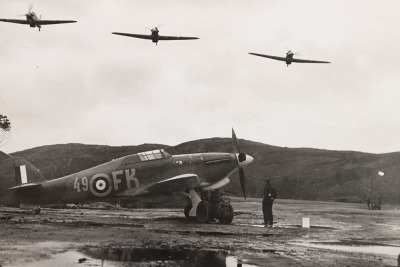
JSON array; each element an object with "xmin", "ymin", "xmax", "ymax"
[
  {"xmin": 232, "ymin": 128, "xmax": 247, "ymax": 199},
  {"xmin": 285, "ymin": 49, "xmax": 301, "ymax": 56},
  {"xmin": 146, "ymin": 24, "xmax": 163, "ymax": 30},
  {"xmin": 17, "ymin": 3, "xmax": 34, "ymax": 17}
]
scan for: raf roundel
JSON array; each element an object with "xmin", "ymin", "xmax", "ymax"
[{"xmin": 89, "ymin": 174, "xmax": 113, "ymax": 197}]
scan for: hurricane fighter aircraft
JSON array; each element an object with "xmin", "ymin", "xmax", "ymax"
[
  {"xmin": 0, "ymin": 129, "xmax": 253, "ymax": 224},
  {"xmin": 112, "ymin": 27, "xmax": 199, "ymax": 45},
  {"xmin": 0, "ymin": 7, "xmax": 76, "ymax": 31},
  {"xmin": 249, "ymin": 50, "xmax": 330, "ymax": 67}
]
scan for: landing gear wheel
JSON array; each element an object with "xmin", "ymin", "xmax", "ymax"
[
  {"xmin": 184, "ymin": 204, "xmax": 192, "ymax": 219},
  {"xmin": 218, "ymin": 204, "xmax": 234, "ymax": 225},
  {"xmin": 196, "ymin": 200, "xmax": 211, "ymax": 223}
]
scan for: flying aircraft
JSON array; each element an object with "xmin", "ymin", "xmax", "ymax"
[
  {"xmin": 249, "ymin": 50, "xmax": 330, "ymax": 67},
  {"xmin": 112, "ymin": 27, "xmax": 199, "ymax": 45},
  {"xmin": 0, "ymin": 7, "xmax": 76, "ymax": 31},
  {"xmin": 0, "ymin": 129, "xmax": 253, "ymax": 224}
]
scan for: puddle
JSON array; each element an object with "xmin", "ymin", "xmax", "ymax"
[
  {"xmin": 238, "ymin": 223, "xmax": 337, "ymax": 230},
  {"xmin": 293, "ymin": 242, "xmax": 400, "ymax": 256},
  {"xmin": 27, "ymin": 247, "xmax": 258, "ymax": 267}
]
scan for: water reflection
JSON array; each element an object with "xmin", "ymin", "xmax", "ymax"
[
  {"xmin": 79, "ymin": 247, "xmax": 256, "ymax": 267},
  {"xmin": 293, "ymin": 242, "xmax": 400, "ymax": 256}
]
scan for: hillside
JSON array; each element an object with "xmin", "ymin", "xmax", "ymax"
[{"xmin": 9, "ymin": 139, "xmax": 400, "ymax": 204}]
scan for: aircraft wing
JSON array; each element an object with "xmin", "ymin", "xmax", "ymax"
[
  {"xmin": 249, "ymin": 53, "xmax": 287, "ymax": 62},
  {"xmin": 157, "ymin": 35, "xmax": 199, "ymax": 41},
  {"xmin": 116, "ymin": 174, "xmax": 201, "ymax": 196},
  {"xmin": 0, "ymin": 19, "xmax": 30, "ymax": 25},
  {"xmin": 291, "ymin": 58, "xmax": 330, "ymax": 64},
  {"xmin": 112, "ymin": 32, "xmax": 152, "ymax": 40},
  {"xmin": 36, "ymin": 20, "xmax": 77, "ymax": 25}
]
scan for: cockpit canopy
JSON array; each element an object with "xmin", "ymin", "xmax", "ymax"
[{"xmin": 137, "ymin": 149, "xmax": 171, "ymax": 162}]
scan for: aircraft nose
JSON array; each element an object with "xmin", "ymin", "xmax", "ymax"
[
  {"xmin": 237, "ymin": 154, "xmax": 254, "ymax": 167},
  {"xmin": 244, "ymin": 155, "xmax": 254, "ymax": 165}
]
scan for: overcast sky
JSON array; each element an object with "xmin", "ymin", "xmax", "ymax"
[{"xmin": 1, "ymin": 0, "xmax": 400, "ymax": 154}]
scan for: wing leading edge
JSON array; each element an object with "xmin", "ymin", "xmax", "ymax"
[
  {"xmin": 249, "ymin": 53, "xmax": 287, "ymax": 62},
  {"xmin": 36, "ymin": 20, "xmax": 77, "ymax": 25},
  {"xmin": 0, "ymin": 19, "xmax": 76, "ymax": 25},
  {"xmin": 112, "ymin": 32, "xmax": 199, "ymax": 41},
  {"xmin": 291, "ymin": 58, "xmax": 330, "ymax": 64},
  {"xmin": 0, "ymin": 19, "xmax": 30, "ymax": 25},
  {"xmin": 157, "ymin": 36, "xmax": 199, "ymax": 41},
  {"xmin": 116, "ymin": 173, "xmax": 201, "ymax": 197},
  {"xmin": 249, "ymin": 52, "xmax": 330, "ymax": 64},
  {"xmin": 112, "ymin": 32, "xmax": 152, "ymax": 40}
]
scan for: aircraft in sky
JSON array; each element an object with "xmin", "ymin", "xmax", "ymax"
[
  {"xmin": 112, "ymin": 27, "xmax": 199, "ymax": 45},
  {"xmin": 0, "ymin": 8, "xmax": 76, "ymax": 31},
  {"xmin": 0, "ymin": 129, "xmax": 253, "ymax": 224},
  {"xmin": 249, "ymin": 50, "xmax": 330, "ymax": 67}
]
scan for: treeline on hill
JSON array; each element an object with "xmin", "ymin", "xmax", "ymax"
[{"xmin": 10, "ymin": 138, "xmax": 400, "ymax": 204}]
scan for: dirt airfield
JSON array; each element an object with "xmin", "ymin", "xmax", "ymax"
[{"xmin": 0, "ymin": 198, "xmax": 399, "ymax": 266}]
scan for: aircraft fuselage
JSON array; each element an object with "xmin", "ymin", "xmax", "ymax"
[
  {"xmin": 151, "ymin": 28, "xmax": 159, "ymax": 43},
  {"xmin": 25, "ymin": 12, "xmax": 41, "ymax": 30},
  {"xmin": 286, "ymin": 51, "xmax": 294, "ymax": 66},
  {"xmin": 16, "ymin": 152, "xmax": 238, "ymax": 206},
  {"xmin": 26, "ymin": 12, "xmax": 37, "ymax": 25}
]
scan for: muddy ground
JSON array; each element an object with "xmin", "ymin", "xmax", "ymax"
[{"xmin": 0, "ymin": 198, "xmax": 399, "ymax": 266}]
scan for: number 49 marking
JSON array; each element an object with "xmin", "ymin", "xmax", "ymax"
[{"xmin": 74, "ymin": 177, "xmax": 89, "ymax": 192}]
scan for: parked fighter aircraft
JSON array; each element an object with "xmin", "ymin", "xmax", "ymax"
[
  {"xmin": 0, "ymin": 8, "xmax": 76, "ymax": 31},
  {"xmin": 0, "ymin": 129, "xmax": 253, "ymax": 224},
  {"xmin": 249, "ymin": 50, "xmax": 330, "ymax": 67},
  {"xmin": 112, "ymin": 27, "xmax": 199, "ymax": 45}
]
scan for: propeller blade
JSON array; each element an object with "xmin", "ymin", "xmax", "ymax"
[
  {"xmin": 232, "ymin": 128, "xmax": 250, "ymax": 199},
  {"xmin": 285, "ymin": 48, "xmax": 300, "ymax": 56},
  {"xmin": 28, "ymin": 3, "xmax": 33, "ymax": 12},
  {"xmin": 239, "ymin": 168, "xmax": 246, "ymax": 199},
  {"xmin": 232, "ymin": 128, "xmax": 240, "ymax": 154}
]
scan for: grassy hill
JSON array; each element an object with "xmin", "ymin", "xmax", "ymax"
[{"xmin": 9, "ymin": 138, "xmax": 400, "ymax": 204}]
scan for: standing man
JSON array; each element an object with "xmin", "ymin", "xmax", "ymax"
[{"xmin": 263, "ymin": 178, "xmax": 277, "ymax": 226}]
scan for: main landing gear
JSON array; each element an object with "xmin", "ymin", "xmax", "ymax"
[{"xmin": 184, "ymin": 189, "xmax": 234, "ymax": 225}]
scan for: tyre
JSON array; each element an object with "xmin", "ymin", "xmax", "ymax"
[
  {"xmin": 196, "ymin": 200, "xmax": 211, "ymax": 223},
  {"xmin": 184, "ymin": 204, "xmax": 192, "ymax": 218}
]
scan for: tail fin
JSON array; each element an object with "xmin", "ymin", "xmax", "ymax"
[
  {"xmin": 0, "ymin": 151, "xmax": 46, "ymax": 207},
  {"xmin": 12, "ymin": 156, "xmax": 47, "ymax": 186}
]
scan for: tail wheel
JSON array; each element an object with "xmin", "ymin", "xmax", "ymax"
[
  {"xmin": 196, "ymin": 200, "xmax": 211, "ymax": 223},
  {"xmin": 184, "ymin": 204, "xmax": 192, "ymax": 218},
  {"xmin": 218, "ymin": 204, "xmax": 234, "ymax": 225}
]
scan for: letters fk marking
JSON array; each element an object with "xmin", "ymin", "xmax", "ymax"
[{"xmin": 74, "ymin": 168, "xmax": 139, "ymax": 197}]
